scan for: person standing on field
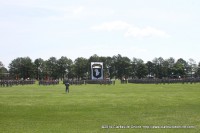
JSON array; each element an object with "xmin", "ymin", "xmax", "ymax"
[{"xmin": 65, "ymin": 82, "xmax": 70, "ymax": 93}]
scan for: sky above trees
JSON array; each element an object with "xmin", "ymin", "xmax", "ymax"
[{"xmin": 1, "ymin": 0, "xmax": 200, "ymax": 68}]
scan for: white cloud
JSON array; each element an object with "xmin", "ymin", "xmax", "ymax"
[
  {"xmin": 91, "ymin": 21, "xmax": 131, "ymax": 31},
  {"xmin": 91, "ymin": 21, "xmax": 170, "ymax": 38},
  {"xmin": 0, "ymin": 0, "xmax": 115, "ymax": 22},
  {"xmin": 72, "ymin": 6, "xmax": 85, "ymax": 15},
  {"xmin": 44, "ymin": 6, "xmax": 87, "ymax": 21},
  {"xmin": 0, "ymin": 0, "xmax": 87, "ymax": 20},
  {"xmin": 0, "ymin": 0, "xmax": 48, "ymax": 7},
  {"xmin": 125, "ymin": 26, "xmax": 170, "ymax": 38},
  {"xmin": 40, "ymin": 5, "xmax": 114, "ymax": 21},
  {"xmin": 39, "ymin": 5, "xmax": 85, "ymax": 16}
]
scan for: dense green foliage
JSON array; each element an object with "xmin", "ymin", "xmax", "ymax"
[
  {"xmin": 2, "ymin": 54, "xmax": 199, "ymax": 80},
  {"xmin": 0, "ymin": 61, "xmax": 8, "ymax": 79},
  {"xmin": 0, "ymin": 82, "xmax": 200, "ymax": 132}
]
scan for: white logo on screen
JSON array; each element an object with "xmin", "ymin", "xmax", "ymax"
[{"xmin": 94, "ymin": 69, "xmax": 100, "ymax": 76}]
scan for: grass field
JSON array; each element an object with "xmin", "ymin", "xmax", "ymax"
[{"xmin": 0, "ymin": 81, "xmax": 200, "ymax": 133}]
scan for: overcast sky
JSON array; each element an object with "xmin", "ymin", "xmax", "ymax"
[{"xmin": 1, "ymin": 0, "xmax": 200, "ymax": 68}]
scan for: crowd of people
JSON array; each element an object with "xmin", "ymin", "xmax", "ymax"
[
  {"xmin": 128, "ymin": 78, "xmax": 200, "ymax": 84},
  {"xmin": 1, "ymin": 78, "xmax": 200, "ymax": 88},
  {"xmin": 0, "ymin": 80, "xmax": 35, "ymax": 87},
  {"xmin": 38, "ymin": 80, "xmax": 59, "ymax": 85},
  {"xmin": 62, "ymin": 79, "xmax": 115, "ymax": 85},
  {"xmin": 63, "ymin": 80, "xmax": 85, "ymax": 85}
]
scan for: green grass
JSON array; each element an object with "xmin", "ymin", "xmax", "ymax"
[{"xmin": 0, "ymin": 81, "xmax": 200, "ymax": 133}]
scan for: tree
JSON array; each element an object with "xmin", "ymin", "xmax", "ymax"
[
  {"xmin": 5, "ymin": 55, "xmax": 200, "ymax": 80},
  {"xmin": 195, "ymin": 62, "xmax": 200, "ymax": 78},
  {"xmin": 57, "ymin": 56, "xmax": 73, "ymax": 80},
  {"xmin": 34, "ymin": 58, "xmax": 45, "ymax": 80},
  {"xmin": 131, "ymin": 58, "xmax": 147, "ymax": 79},
  {"xmin": 162, "ymin": 60, "xmax": 169, "ymax": 78},
  {"xmin": 112, "ymin": 54, "xmax": 131, "ymax": 79},
  {"xmin": 9, "ymin": 57, "xmax": 34, "ymax": 79},
  {"xmin": 103, "ymin": 56, "xmax": 112, "ymax": 79},
  {"xmin": 172, "ymin": 58, "xmax": 187, "ymax": 78},
  {"xmin": 0, "ymin": 61, "xmax": 3, "ymax": 75},
  {"xmin": 0, "ymin": 61, "xmax": 3, "ymax": 68},
  {"xmin": 152, "ymin": 57, "xmax": 164, "ymax": 78},
  {"xmin": 46, "ymin": 57, "xmax": 59, "ymax": 79},
  {"xmin": 187, "ymin": 58, "xmax": 197, "ymax": 78},
  {"xmin": 88, "ymin": 54, "xmax": 100, "ymax": 63},
  {"xmin": 146, "ymin": 61, "xmax": 155, "ymax": 78},
  {"xmin": 165, "ymin": 57, "xmax": 175, "ymax": 78},
  {"xmin": 0, "ymin": 61, "xmax": 8, "ymax": 79},
  {"xmin": 130, "ymin": 58, "xmax": 138, "ymax": 78},
  {"xmin": 74, "ymin": 57, "xmax": 88, "ymax": 80}
]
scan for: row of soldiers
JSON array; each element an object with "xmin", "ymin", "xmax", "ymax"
[
  {"xmin": 63, "ymin": 80, "xmax": 85, "ymax": 85},
  {"xmin": 39, "ymin": 80, "xmax": 59, "ymax": 85},
  {"xmin": 128, "ymin": 78, "xmax": 200, "ymax": 84},
  {"xmin": 0, "ymin": 80, "xmax": 35, "ymax": 87},
  {"xmin": 85, "ymin": 80, "xmax": 115, "ymax": 85},
  {"xmin": 63, "ymin": 80, "xmax": 115, "ymax": 85}
]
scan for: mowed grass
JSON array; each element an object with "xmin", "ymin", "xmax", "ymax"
[{"xmin": 0, "ymin": 81, "xmax": 200, "ymax": 133}]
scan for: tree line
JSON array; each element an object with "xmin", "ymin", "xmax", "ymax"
[{"xmin": 1, "ymin": 54, "xmax": 200, "ymax": 80}]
